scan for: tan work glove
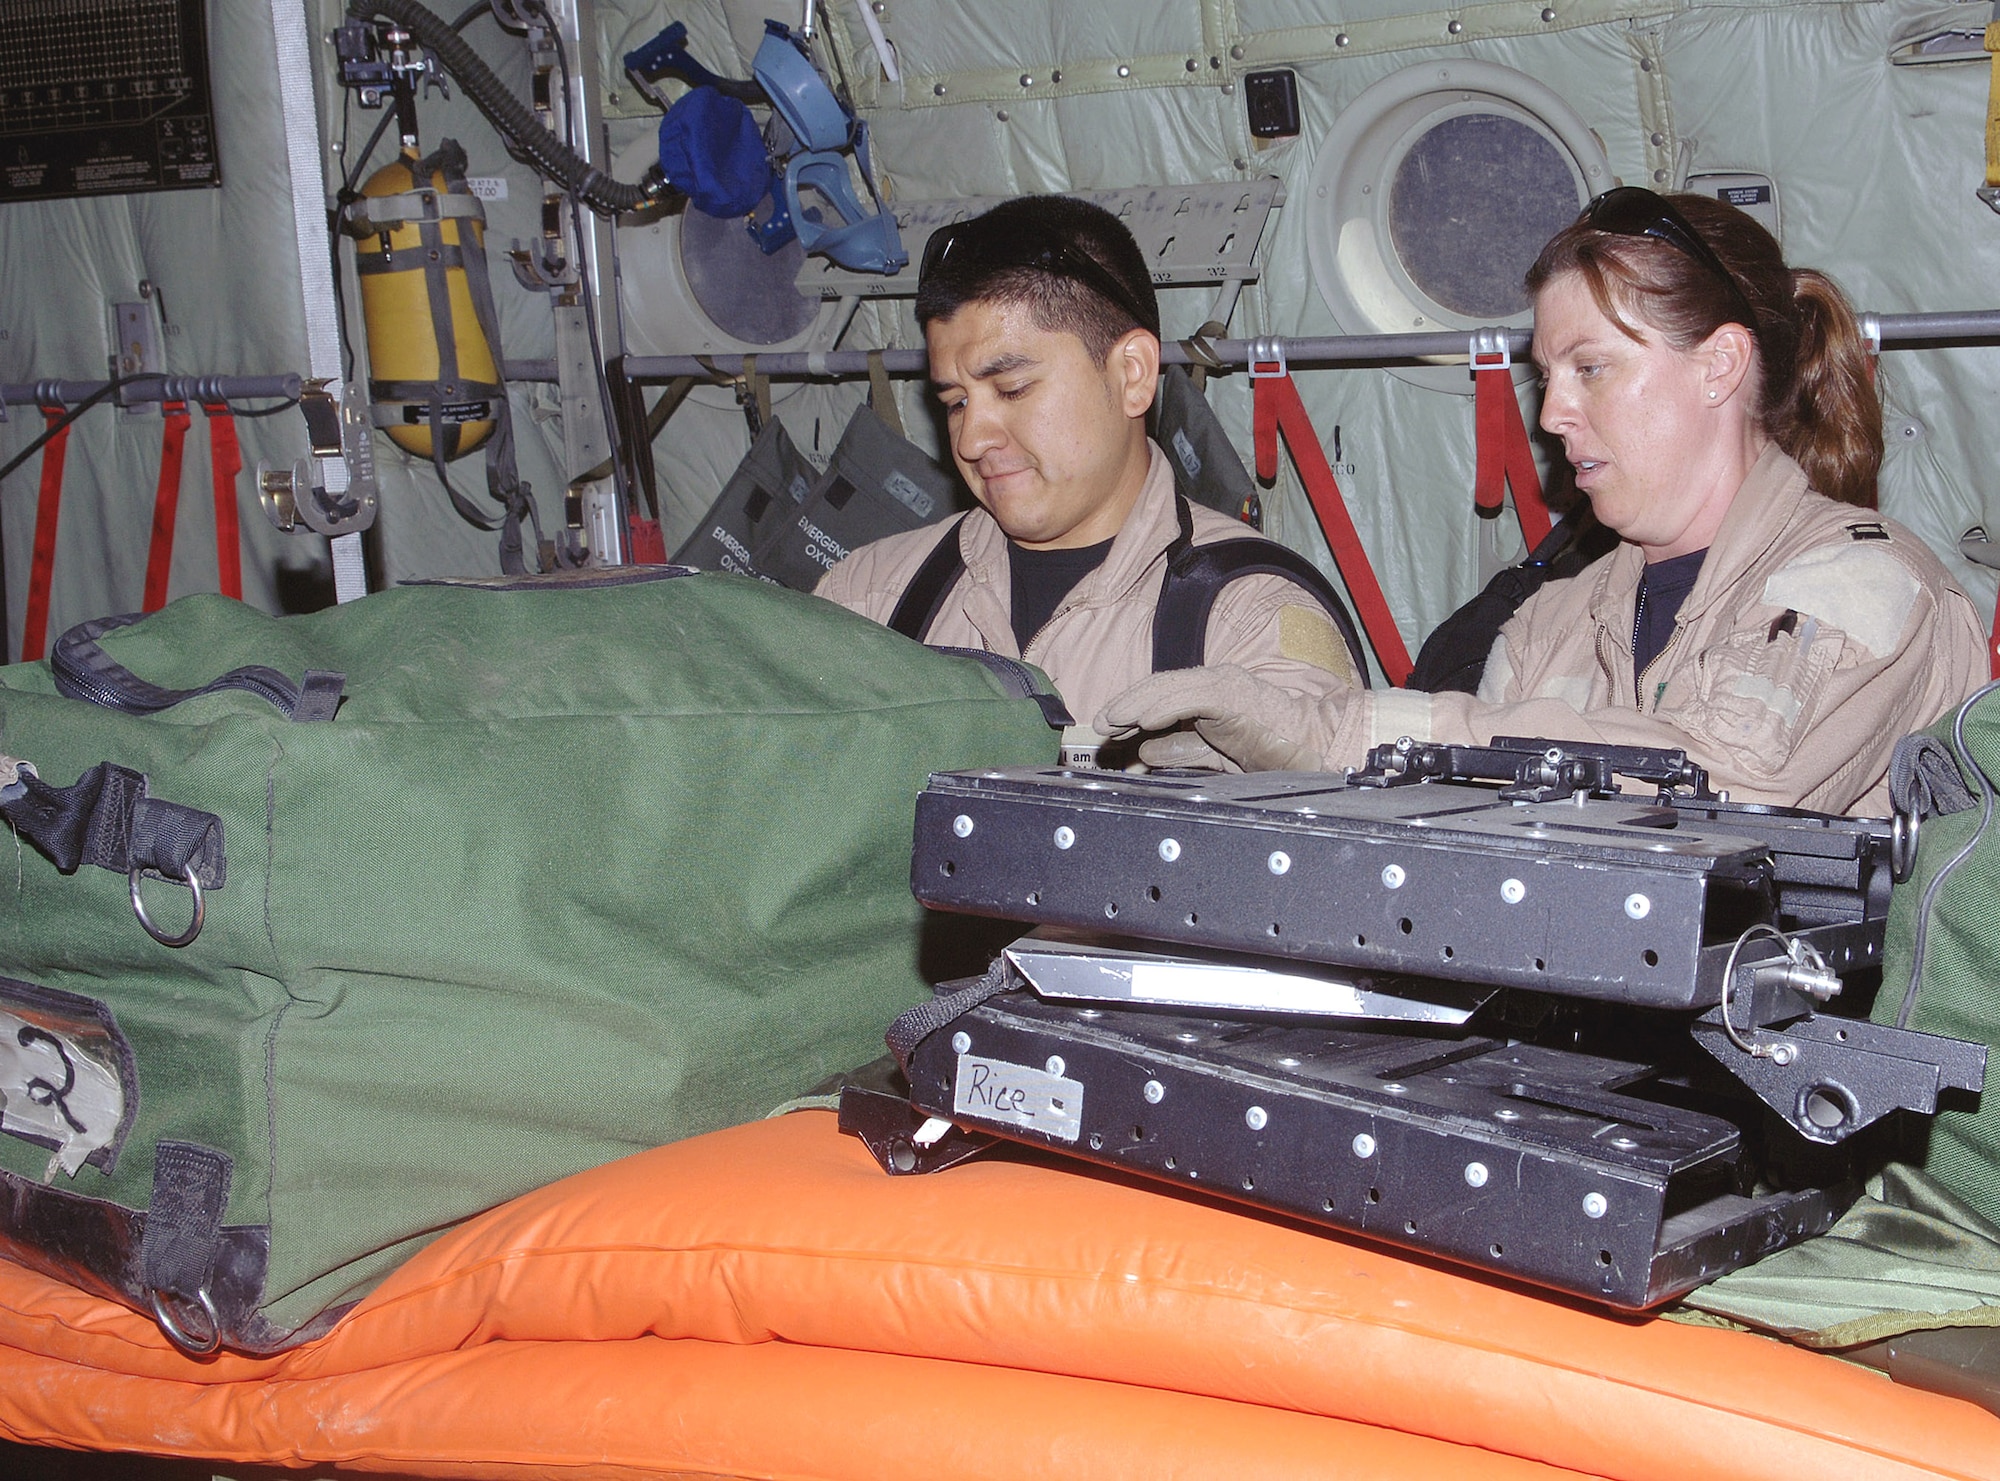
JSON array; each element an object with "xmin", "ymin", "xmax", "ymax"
[{"xmin": 1097, "ymin": 664, "xmax": 1339, "ymax": 773}]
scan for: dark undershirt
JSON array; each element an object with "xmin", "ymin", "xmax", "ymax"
[
  {"xmin": 1633, "ymin": 547, "xmax": 1708, "ymax": 686},
  {"xmin": 1009, "ymin": 537, "xmax": 1115, "ymax": 651}
]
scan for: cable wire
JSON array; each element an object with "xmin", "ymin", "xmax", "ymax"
[{"xmin": 0, "ymin": 377, "xmax": 126, "ymax": 485}]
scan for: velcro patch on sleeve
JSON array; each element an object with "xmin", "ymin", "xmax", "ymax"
[
  {"xmin": 1279, "ymin": 605, "xmax": 1358, "ymax": 684},
  {"xmin": 1762, "ymin": 544, "xmax": 1920, "ymax": 658}
]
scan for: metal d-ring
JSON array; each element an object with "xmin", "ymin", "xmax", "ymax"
[
  {"xmin": 129, "ymin": 861, "xmax": 205, "ymax": 948},
  {"xmin": 150, "ymin": 1282, "xmax": 223, "ymax": 1356},
  {"xmin": 1890, "ymin": 807, "xmax": 1920, "ymax": 884}
]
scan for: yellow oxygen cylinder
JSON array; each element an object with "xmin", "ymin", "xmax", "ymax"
[{"xmin": 344, "ymin": 140, "xmax": 502, "ymax": 461}]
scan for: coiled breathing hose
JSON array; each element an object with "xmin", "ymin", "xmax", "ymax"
[{"xmin": 347, "ymin": 0, "xmax": 662, "ymax": 216}]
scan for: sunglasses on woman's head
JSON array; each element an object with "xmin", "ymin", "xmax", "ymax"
[{"xmin": 1581, "ymin": 186, "xmax": 1758, "ymax": 329}]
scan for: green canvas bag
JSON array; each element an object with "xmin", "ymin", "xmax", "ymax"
[
  {"xmin": 1873, "ymin": 678, "xmax": 2000, "ymax": 1226},
  {"xmin": 0, "ymin": 569, "xmax": 1060, "ymax": 1353}
]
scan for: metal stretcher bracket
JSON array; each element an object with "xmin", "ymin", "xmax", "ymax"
[
  {"xmin": 793, "ymin": 177, "xmax": 1284, "ymax": 309},
  {"xmin": 900, "ymin": 989, "xmax": 1849, "ymax": 1309},
  {"xmin": 910, "ymin": 762, "xmax": 1893, "ymax": 1010}
]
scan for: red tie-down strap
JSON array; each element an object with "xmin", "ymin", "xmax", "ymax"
[
  {"xmin": 1251, "ymin": 359, "xmax": 1413, "ymax": 686},
  {"xmin": 201, "ymin": 402, "xmax": 244, "ymax": 600},
  {"xmin": 1471, "ymin": 339, "xmax": 1553, "ymax": 552},
  {"xmin": 142, "ymin": 401, "xmax": 193, "ymax": 612},
  {"xmin": 20, "ymin": 405, "xmax": 73, "ymax": 662},
  {"xmin": 627, "ymin": 515, "xmax": 668, "ymax": 565}
]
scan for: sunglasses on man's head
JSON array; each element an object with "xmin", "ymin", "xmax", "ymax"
[
  {"xmin": 1580, "ymin": 186, "xmax": 1758, "ymax": 328},
  {"xmin": 920, "ymin": 217, "xmax": 1157, "ymax": 336}
]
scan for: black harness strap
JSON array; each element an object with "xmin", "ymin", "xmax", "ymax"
[
  {"xmin": 886, "ymin": 515, "xmax": 971, "ymax": 641},
  {"xmin": 884, "ymin": 498, "xmax": 1370, "ymax": 689},
  {"xmin": 1152, "ymin": 494, "xmax": 1371, "ymax": 684}
]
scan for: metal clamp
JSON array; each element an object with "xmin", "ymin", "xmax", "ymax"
[
  {"xmin": 150, "ymin": 1282, "xmax": 222, "ymax": 1356},
  {"xmin": 1961, "ymin": 524, "xmax": 2000, "ymax": 571},
  {"xmin": 130, "ymin": 862, "xmax": 205, "ymax": 949},
  {"xmin": 1246, "ymin": 336, "xmax": 1288, "ymax": 378},
  {"xmin": 1469, "ymin": 327, "xmax": 1512, "ymax": 371}
]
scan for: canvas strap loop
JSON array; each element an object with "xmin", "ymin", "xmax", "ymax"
[
  {"xmin": 1252, "ymin": 370, "xmax": 1413, "ymax": 685},
  {"xmin": 141, "ymin": 1141, "xmax": 233, "ymax": 1354},
  {"xmin": 866, "ymin": 349, "xmax": 904, "ymax": 438},
  {"xmin": 1180, "ymin": 319, "xmax": 1229, "ymax": 393},
  {"xmin": 0, "ymin": 760, "xmax": 226, "ymax": 892}
]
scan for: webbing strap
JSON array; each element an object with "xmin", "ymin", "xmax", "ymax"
[
  {"xmin": 21, "ymin": 405, "xmax": 70, "ymax": 662},
  {"xmin": 886, "ymin": 515, "xmax": 971, "ymax": 641},
  {"xmin": 866, "ymin": 349, "xmax": 904, "ymax": 438},
  {"xmin": 1153, "ymin": 495, "xmax": 1371, "ymax": 684},
  {"xmin": 1472, "ymin": 356, "xmax": 1553, "ymax": 550},
  {"xmin": 142, "ymin": 402, "xmax": 192, "ymax": 612},
  {"xmin": 885, "ymin": 959, "xmax": 1015, "ymax": 1073},
  {"xmin": 202, "ymin": 403, "xmax": 243, "ymax": 600},
  {"xmin": 1253, "ymin": 371, "xmax": 1413, "ymax": 686}
]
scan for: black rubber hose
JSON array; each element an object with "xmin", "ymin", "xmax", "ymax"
[{"xmin": 348, "ymin": 0, "xmax": 656, "ymax": 216}]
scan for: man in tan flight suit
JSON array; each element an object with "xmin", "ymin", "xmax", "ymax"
[{"xmin": 815, "ymin": 195, "xmax": 1359, "ymax": 750}]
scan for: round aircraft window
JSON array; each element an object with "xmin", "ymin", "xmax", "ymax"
[
  {"xmin": 615, "ymin": 124, "xmax": 839, "ymax": 409},
  {"xmin": 678, "ymin": 206, "xmax": 820, "ymax": 346},
  {"xmin": 1387, "ymin": 114, "xmax": 1583, "ymax": 321},
  {"xmin": 1304, "ymin": 62, "xmax": 1612, "ymax": 393}
]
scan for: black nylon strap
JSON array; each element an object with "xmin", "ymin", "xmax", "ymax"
[
  {"xmin": 353, "ymin": 241, "xmax": 470, "ymax": 275},
  {"xmin": 0, "ymin": 762, "xmax": 225, "ymax": 887},
  {"xmin": 1151, "ymin": 494, "xmax": 1370, "ymax": 684},
  {"xmin": 886, "ymin": 516, "xmax": 971, "ymax": 641},
  {"xmin": 886, "ymin": 499, "xmax": 1368, "ymax": 691},
  {"xmin": 51, "ymin": 612, "xmax": 344, "ymax": 722},
  {"xmin": 1891, "ymin": 733, "xmax": 1978, "ymax": 821},
  {"xmin": 368, "ymin": 378, "xmax": 502, "ymax": 404},
  {"xmin": 885, "ymin": 957, "xmax": 1017, "ymax": 1074},
  {"xmin": 141, "ymin": 1141, "xmax": 232, "ymax": 1300}
]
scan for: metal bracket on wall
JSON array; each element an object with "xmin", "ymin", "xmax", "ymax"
[
  {"xmin": 792, "ymin": 177, "xmax": 1285, "ymax": 329},
  {"xmin": 111, "ymin": 301, "xmax": 163, "ymax": 415}
]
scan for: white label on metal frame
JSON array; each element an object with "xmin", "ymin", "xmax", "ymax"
[
  {"xmin": 1131, "ymin": 960, "xmax": 1368, "ymax": 1014},
  {"xmin": 466, "ymin": 177, "xmax": 509, "ymax": 201},
  {"xmin": 953, "ymin": 1054, "xmax": 1084, "ymax": 1143}
]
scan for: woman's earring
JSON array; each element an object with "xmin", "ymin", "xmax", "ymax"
[{"xmin": 1708, "ymin": 389, "xmax": 1718, "ymax": 400}]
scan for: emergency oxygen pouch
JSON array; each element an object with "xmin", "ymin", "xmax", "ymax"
[
  {"xmin": 1153, "ymin": 363, "xmax": 1257, "ymax": 521},
  {"xmin": 669, "ymin": 417, "xmax": 816, "ymax": 579},
  {"xmin": 751, "ymin": 406, "xmax": 958, "ymax": 590},
  {"xmin": 0, "ymin": 570, "xmax": 1060, "ymax": 1354}
]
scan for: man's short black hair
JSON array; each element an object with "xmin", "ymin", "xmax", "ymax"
[{"xmin": 915, "ymin": 194, "xmax": 1160, "ymax": 363}]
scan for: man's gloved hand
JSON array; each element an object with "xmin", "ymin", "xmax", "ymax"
[{"xmin": 1097, "ymin": 664, "xmax": 1339, "ymax": 773}]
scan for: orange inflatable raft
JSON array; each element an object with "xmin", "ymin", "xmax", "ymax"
[{"xmin": 1, "ymin": 1110, "xmax": 1996, "ymax": 1480}]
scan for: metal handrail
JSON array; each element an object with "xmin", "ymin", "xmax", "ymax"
[{"xmin": 612, "ymin": 308, "xmax": 2000, "ymax": 382}]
